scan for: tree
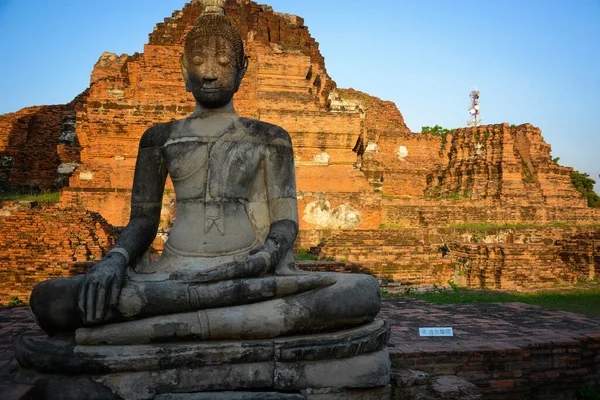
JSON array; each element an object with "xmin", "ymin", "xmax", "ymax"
[{"xmin": 571, "ymin": 171, "xmax": 600, "ymax": 207}]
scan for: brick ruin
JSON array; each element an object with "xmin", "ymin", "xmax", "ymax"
[
  {"xmin": 0, "ymin": 0, "xmax": 598, "ymax": 300},
  {"xmin": 0, "ymin": 204, "xmax": 118, "ymax": 303}
]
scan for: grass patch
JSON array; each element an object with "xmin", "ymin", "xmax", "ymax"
[
  {"xmin": 294, "ymin": 254, "xmax": 318, "ymax": 261},
  {"xmin": 579, "ymin": 386, "xmax": 600, "ymax": 400},
  {"xmin": 294, "ymin": 247, "xmax": 318, "ymax": 261},
  {"xmin": 0, "ymin": 190, "xmax": 60, "ymax": 205},
  {"xmin": 404, "ymin": 287, "xmax": 600, "ymax": 318},
  {"xmin": 440, "ymin": 191, "xmax": 470, "ymax": 200},
  {"xmin": 379, "ymin": 223, "xmax": 409, "ymax": 229},
  {"xmin": 449, "ymin": 222, "xmax": 568, "ymax": 230}
]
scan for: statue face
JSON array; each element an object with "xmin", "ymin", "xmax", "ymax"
[{"xmin": 182, "ymin": 35, "xmax": 244, "ymax": 108}]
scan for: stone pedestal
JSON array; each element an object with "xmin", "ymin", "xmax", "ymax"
[{"xmin": 16, "ymin": 320, "xmax": 391, "ymax": 399}]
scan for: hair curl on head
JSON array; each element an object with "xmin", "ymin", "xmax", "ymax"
[{"xmin": 183, "ymin": 10, "xmax": 246, "ymax": 69}]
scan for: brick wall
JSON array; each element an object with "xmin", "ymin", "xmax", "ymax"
[
  {"xmin": 0, "ymin": 92, "xmax": 87, "ymax": 190},
  {"xmin": 426, "ymin": 123, "xmax": 588, "ymax": 207},
  {"xmin": 0, "ymin": 204, "xmax": 118, "ymax": 303},
  {"xmin": 391, "ymin": 334, "xmax": 600, "ymax": 399},
  {"xmin": 451, "ymin": 230, "xmax": 600, "ymax": 289},
  {"xmin": 381, "ymin": 199, "xmax": 600, "ymax": 228},
  {"xmin": 452, "ymin": 243, "xmax": 576, "ymax": 289},
  {"xmin": 317, "ymin": 226, "xmax": 600, "ymax": 288}
]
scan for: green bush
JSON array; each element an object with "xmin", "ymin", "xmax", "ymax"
[
  {"xmin": 294, "ymin": 248, "xmax": 318, "ymax": 261},
  {"xmin": 571, "ymin": 171, "xmax": 600, "ymax": 207},
  {"xmin": 421, "ymin": 125, "xmax": 456, "ymax": 137},
  {"xmin": 579, "ymin": 385, "xmax": 600, "ymax": 399},
  {"xmin": 421, "ymin": 125, "xmax": 456, "ymax": 150},
  {"xmin": 7, "ymin": 296, "xmax": 25, "ymax": 306}
]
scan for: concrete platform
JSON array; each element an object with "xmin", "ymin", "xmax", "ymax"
[{"xmin": 1, "ymin": 299, "xmax": 599, "ymax": 399}]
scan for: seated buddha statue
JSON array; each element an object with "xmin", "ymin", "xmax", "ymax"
[{"xmin": 22, "ymin": 1, "xmax": 381, "ymax": 348}]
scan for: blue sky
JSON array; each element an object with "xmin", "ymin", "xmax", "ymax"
[{"xmin": 1, "ymin": 0, "xmax": 599, "ymax": 191}]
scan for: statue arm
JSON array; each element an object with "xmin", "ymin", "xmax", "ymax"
[
  {"xmin": 112, "ymin": 141, "xmax": 168, "ymax": 262},
  {"xmin": 78, "ymin": 126, "xmax": 168, "ymax": 324},
  {"xmin": 255, "ymin": 128, "xmax": 299, "ymax": 271}
]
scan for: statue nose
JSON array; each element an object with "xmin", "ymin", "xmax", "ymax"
[{"xmin": 201, "ymin": 64, "xmax": 218, "ymax": 81}]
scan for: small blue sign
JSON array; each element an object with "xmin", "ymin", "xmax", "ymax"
[{"xmin": 419, "ymin": 327, "xmax": 454, "ymax": 337}]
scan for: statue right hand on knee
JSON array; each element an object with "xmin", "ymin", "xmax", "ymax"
[{"xmin": 78, "ymin": 251, "xmax": 128, "ymax": 325}]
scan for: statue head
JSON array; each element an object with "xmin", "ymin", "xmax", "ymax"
[{"xmin": 181, "ymin": 0, "xmax": 248, "ymax": 108}]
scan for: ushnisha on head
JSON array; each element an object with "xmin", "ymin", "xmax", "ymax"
[{"xmin": 181, "ymin": 0, "xmax": 248, "ymax": 109}]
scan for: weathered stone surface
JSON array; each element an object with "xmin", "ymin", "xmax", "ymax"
[
  {"xmin": 302, "ymin": 385, "xmax": 391, "ymax": 400},
  {"xmin": 155, "ymin": 393, "xmax": 305, "ymax": 400},
  {"xmin": 273, "ymin": 350, "xmax": 390, "ymax": 391},
  {"xmin": 16, "ymin": 349, "xmax": 390, "ymax": 399},
  {"xmin": 429, "ymin": 376, "xmax": 481, "ymax": 400},
  {"xmin": 16, "ymin": 320, "xmax": 389, "ymax": 374},
  {"xmin": 58, "ymin": 115, "xmax": 77, "ymax": 144},
  {"xmin": 392, "ymin": 369, "xmax": 427, "ymax": 389},
  {"xmin": 0, "ymin": 383, "xmax": 32, "ymax": 400}
]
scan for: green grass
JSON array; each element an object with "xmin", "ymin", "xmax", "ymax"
[
  {"xmin": 294, "ymin": 254, "xmax": 318, "ymax": 261},
  {"xmin": 448, "ymin": 222, "xmax": 569, "ymax": 230},
  {"xmin": 404, "ymin": 287, "xmax": 600, "ymax": 318},
  {"xmin": 579, "ymin": 386, "xmax": 600, "ymax": 400},
  {"xmin": 294, "ymin": 248, "xmax": 318, "ymax": 261},
  {"xmin": 0, "ymin": 190, "xmax": 60, "ymax": 205},
  {"xmin": 379, "ymin": 223, "xmax": 409, "ymax": 229}
]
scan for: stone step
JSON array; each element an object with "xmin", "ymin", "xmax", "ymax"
[{"xmin": 0, "ymin": 382, "xmax": 33, "ymax": 400}]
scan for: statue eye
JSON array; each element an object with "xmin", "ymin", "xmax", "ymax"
[
  {"xmin": 217, "ymin": 55, "xmax": 230, "ymax": 65},
  {"xmin": 192, "ymin": 56, "xmax": 204, "ymax": 65}
]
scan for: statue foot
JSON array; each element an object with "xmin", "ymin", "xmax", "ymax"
[{"xmin": 15, "ymin": 334, "xmax": 108, "ymax": 375}]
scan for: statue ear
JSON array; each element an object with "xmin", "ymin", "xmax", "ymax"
[
  {"xmin": 241, "ymin": 55, "xmax": 248, "ymax": 79},
  {"xmin": 180, "ymin": 54, "xmax": 191, "ymax": 92},
  {"xmin": 235, "ymin": 55, "xmax": 248, "ymax": 91}
]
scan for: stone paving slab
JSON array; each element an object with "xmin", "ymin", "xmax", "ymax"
[
  {"xmin": 0, "ymin": 307, "xmax": 40, "ymax": 399},
  {"xmin": 379, "ymin": 298, "xmax": 600, "ymax": 398},
  {"xmin": 1, "ymin": 299, "xmax": 599, "ymax": 399},
  {"xmin": 379, "ymin": 298, "xmax": 600, "ymax": 353}
]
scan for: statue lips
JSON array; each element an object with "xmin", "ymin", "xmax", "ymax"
[{"xmin": 200, "ymin": 87, "xmax": 222, "ymax": 93}]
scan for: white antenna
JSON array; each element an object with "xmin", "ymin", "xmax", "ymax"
[{"xmin": 467, "ymin": 88, "xmax": 482, "ymax": 126}]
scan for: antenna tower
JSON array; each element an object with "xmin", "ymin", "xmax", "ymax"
[{"xmin": 467, "ymin": 88, "xmax": 482, "ymax": 126}]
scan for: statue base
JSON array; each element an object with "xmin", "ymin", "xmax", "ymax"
[{"xmin": 15, "ymin": 320, "xmax": 391, "ymax": 400}]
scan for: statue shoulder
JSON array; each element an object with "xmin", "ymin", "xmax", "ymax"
[
  {"xmin": 238, "ymin": 117, "xmax": 292, "ymax": 147},
  {"xmin": 139, "ymin": 120, "xmax": 179, "ymax": 149}
]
